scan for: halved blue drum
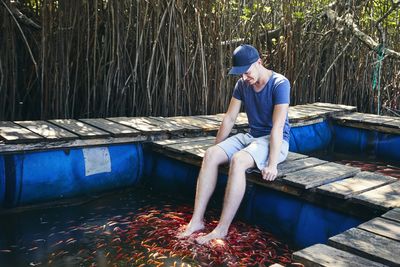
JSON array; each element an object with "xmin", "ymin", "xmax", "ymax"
[{"xmin": 3, "ymin": 143, "xmax": 143, "ymax": 207}]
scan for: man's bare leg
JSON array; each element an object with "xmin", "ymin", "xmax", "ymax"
[
  {"xmin": 177, "ymin": 145, "xmax": 228, "ymax": 238},
  {"xmin": 196, "ymin": 151, "xmax": 254, "ymax": 244}
]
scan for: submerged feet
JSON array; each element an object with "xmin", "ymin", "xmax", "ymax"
[
  {"xmin": 195, "ymin": 228, "xmax": 227, "ymax": 245},
  {"xmin": 177, "ymin": 221, "xmax": 228, "ymax": 245},
  {"xmin": 176, "ymin": 221, "xmax": 204, "ymax": 239}
]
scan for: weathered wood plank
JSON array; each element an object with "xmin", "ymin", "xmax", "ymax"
[
  {"xmin": 317, "ymin": 171, "xmax": 397, "ymax": 199},
  {"xmin": 0, "ymin": 121, "xmax": 43, "ymax": 143},
  {"xmin": 0, "ymin": 135, "xmax": 150, "ymax": 154},
  {"xmin": 285, "ymin": 152, "xmax": 309, "ymax": 161},
  {"xmin": 352, "ymin": 181, "xmax": 400, "ymax": 210},
  {"xmin": 49, "ymin": 119, "xmax": 110, "ymax": 138},
  {"xmin": 278, "ymin": 157, "xmax": 327, "ymax": 176},
  {"xmin": 291, "ymin": 105, "xmax": 333, "ymax": 117},
  {"xmin": 152, "ymin": 136, "xmax": 215, "ymax": 147},
  {"xmin": 334, "ymin": 120, "xmax": 400, "ymax": 135},
  {"xmin": 292, "ymin": 243, "xmax": 387, "ymax": 267},
  {"xmin": 312, "ymin": 102, "xmax": 357, "ymax": 111},
  {"xmin": 332, "ymin": 112, "xmax": 400, "ymax": 134},
  {"xmin": 158, "ymin": 116, "xmax": 220, "ymax": 132},
  {"xmin": 291, "ymin": 118, "xmax": 324, "ymax": 127},
  {"xmin": 80, "ymin": 118, "xmax": 140, "ymax": 137},
  {"xmin": 15, "ymin": 120, "xmax": 78, "ymax": 140},
  {"xmin": 198, "ymin": 114, "xmax": 223, "ymax": 122},
  {"xmin": 382, "ymin": 208, "xmax": 400, "ymax": 223},
  {"xmin": 384, "ymin": 118, "xmax": 400, "ymax": 129},
  {"xmin": 200, "ymin": 113, "xmax": 249, "ymax": 128},
  {"xmin": 150, "ymin": 117, "xmax": 201, "ymax": 132},
  {"xmin": 283, "ymin": 162, "xmax": 360, "ymax": 189},
  {"xmin": 185, "ymin": 145, "xmax": 213, "ymax": 158},
  {"xmin": 358, "ymin": 217, "xmax": 400, "ymax": 241},
  {"xmin": 288, "ymin": 108, "xmax": 321, "ymax": 122},
  {"xmin": 333, "ymin": 112, "xmax": 396, "ymax": 125},
  {"xmin": 308, "ymin": 103, "xmax": 356, "ymax": 115},
  {"xmin": 163, "ymin": 138, "xmax": 215, "ymax": 154},
  {"xmin": 328, "ymin": 227, "xmax": 400, "ymax": 266},
  {"xmin": 108, "ymin": 117, "xmax": 167, "ymax": 133}
]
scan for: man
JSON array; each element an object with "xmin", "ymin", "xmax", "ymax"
[{"xmin": 178, "ymin": 44, "xmax": 290, "ymax": 244}]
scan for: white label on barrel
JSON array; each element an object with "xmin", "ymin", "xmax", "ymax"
[{"xmin": 83, "ymin": 147, "xmax": 111, "ymax": 176}]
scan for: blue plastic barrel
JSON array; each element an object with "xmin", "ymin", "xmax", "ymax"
[
  {"xmin": 248, "ymin": 186, "xmax": 362, "ymax": 248},
  {"xmin": 290, "ymin": 121, "xmax": 332, "ymax": 153},
  {"xmin": 375, "ymin": 133, "xmax": 400, "ymax": 162},
  {"xmin": 332, "ymin": 125, "xmax": 374, "ymax": 154},
  {"xmin": 4, "ymin": 144, "xmax": 143, "ymax": 207},
  {"xmin": 0, "ymin": 155, "xmax": 5, "ymax": 206},
  {"xmin": 145, "ymin": 152, "xmax": 229, "ymax": 200}
]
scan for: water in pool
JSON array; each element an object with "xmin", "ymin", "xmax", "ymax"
[{"xmin": 0, "ymin": 186, "xmax": 300, "ymax": 267}]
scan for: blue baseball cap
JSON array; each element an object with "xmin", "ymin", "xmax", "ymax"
[{"xmin": 228, "ymin": 44, "xmax": 260, "ymax": 75}]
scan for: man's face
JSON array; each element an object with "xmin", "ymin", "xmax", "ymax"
[{"xmin": 242, "ymin": 63, "xmax": 259, "ymax": 85}]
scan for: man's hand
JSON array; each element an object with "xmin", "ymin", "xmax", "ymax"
[{"xmin": 261, "ymin": 165, "xmax": 278, "ymax": 181}]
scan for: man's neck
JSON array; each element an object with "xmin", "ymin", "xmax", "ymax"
[{"xmin": 253, "ymin": 68, "xmax": 272, "ymax": 92}]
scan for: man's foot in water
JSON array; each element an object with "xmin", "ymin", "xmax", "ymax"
[
  {"xmin": 177, "ymin": 221, "xmax": 204, "ymax": 239},
  {"xmin": 195, "ymin": 229, "xmax": 227, "ymax": 244}
]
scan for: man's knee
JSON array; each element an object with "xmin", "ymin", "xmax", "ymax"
[
  {"xmin": 230, "ymin": 151, "xmax": 254, "ymax": 171},
  {"xmin": 203, "ymin": 145, "xmax": 227, "ymax": 166}
]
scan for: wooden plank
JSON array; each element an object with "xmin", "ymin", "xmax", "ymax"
[
  {"xmin": 358, "ymin": 217, "xmax": 400, "ymax": 241},
  {"xmin": 164, "ymin": 116, "xmax": 220, "ymax": 131},
  {"xmin": 317, "ymin": 171, "xmax": 397, "ymax": 199},
  {"xmin": 278, "ymin": 157, "xmax": 327, "ymax": 176},
  {"xmin": 200, "ymin": 113, "xmax": 249, "ymax": 128},
  {"xmin": 283, "ymin": 162, "xmax": 360, "ymax": 189},
  {"xmin": 382, "ymin": 208, "xmax": 400, "ymax": 223},
  {"xmin": 108, "ymin": 117, "xmax": 167, "ymax": 133},
  {"xmin": 199, "ymin": 114, "xmax": 223, "ymax": 122},
  {"xmin": 352, "ymin": 181, "xmax": 400, "ymax": 210},
  {"xmin": 333, "ymin": 113, "xmax": 400, "ymax": 134},
  {"xmin": 384, "ymin": 119, "xmax": 400, "ymax": 129},
  {"xmin": 236, "ymin": 112, "xmax": 249, "ymax": 127},
  {"xmin": 292, "ymin": 243, "xmax": 387, "ymax": 267},
  {"xmin": 239, "ymin": 158, "xmax": 326, "ymax": 179},
  {"xmin": 0, "ymin": 121, "xmax": 43, "ymax": 143},
  {"xmin": 334, "ymin": 119, "xmax": 400, "ymax": 135},
  {"xmin": 49, "ymin": 119, "xmax": 110, "ymax": 139},
  {"xmin": 333, "ymin": 112, "xmax": 397, "ymax": 126},
  {"xmin": 185, "ymin": 145, "xmax": 214, "ymax": 158},
  {"xmin": 15, "ymin": 120, "xmax": 78, "ymax": 140},
  {"xmin": 163, "ymin": 138, "xmax": 215, "ymax": 154},
  {"xmin": 291, "ymin": 118, "xmax": 324, "ymax": 128},
  {"xmin": 152, "ymin": 136, "xmax": 215, "ymax": 147},
  {"xmin": 150, "ymin": 117, "xmax": 201, "ymax": 132},
  {"xmin": 308, "ymin": 103, "xmax": 356, "ymax": 115},
  {"xmin": 0, "ymin": 135, "xmax": 150, "ymax": 154},
  {"xmin": 288, "ymin": 108, "xmax": 320, "ymax": 122},
  {"xmin": 80, "ymin": 118, "xmax": 140, "ymax": 137},
  {"xmin": 312, "ymin": 102, "xmax": 357, "ymax": 111},
  {"xmin": 328, "ymin": 227, "xmax": 400, "ymax": 266},
  {"xmin": 285, "ymin": 152, "xmax": 309, "ymax": 161},
  {"xmin": 291, "ymin": 105, "xmax": 333, "ymax": 117},
  {"xmin": 153, "ymin": 139, "xmax": 214, "ymax": 159}
]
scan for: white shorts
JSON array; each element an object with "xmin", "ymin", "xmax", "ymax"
[{"xmin": 216, "ymin": 133, "xmax": 289, "ymax": 170}]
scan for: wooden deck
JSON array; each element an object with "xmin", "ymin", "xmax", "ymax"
[
  {"xmin": 1, "ymin": 102, "xmax": 400, "ymax": 266},
  {"xmin": 0, "ymin": 102, "xmax": 354, "ymax": 154},
  {"xmin": 333, "ymin": 112, "xmax": 400, "ymax": 135},
  {"xmin": 152, "ymin": 135, "xmax": 400, "ymax": 266}
]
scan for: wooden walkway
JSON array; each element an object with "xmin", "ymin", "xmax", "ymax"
[
  {"xmin": 1, "ymin": 102, "xmax": 400, "ymax": 266},
  {"xmin": 152, "ymin": 136, "xmax": 400, "ymax": 266},
  {"xmin": 0, "ymin": 102, "xmax": 355, "ymax": 154}
]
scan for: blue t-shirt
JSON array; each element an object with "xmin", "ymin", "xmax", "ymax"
[{"xmin": 232, "ymin": 72, "xmax": 291, "ymax": 142}]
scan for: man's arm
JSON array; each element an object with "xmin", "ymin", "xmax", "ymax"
[
  {"xmin": 262, "ymin": 103, "xmax": 288, "ymax": 181},
  {"xmin": 215, "ymin": 97, "xmax": 242, "ymax": 144}
]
